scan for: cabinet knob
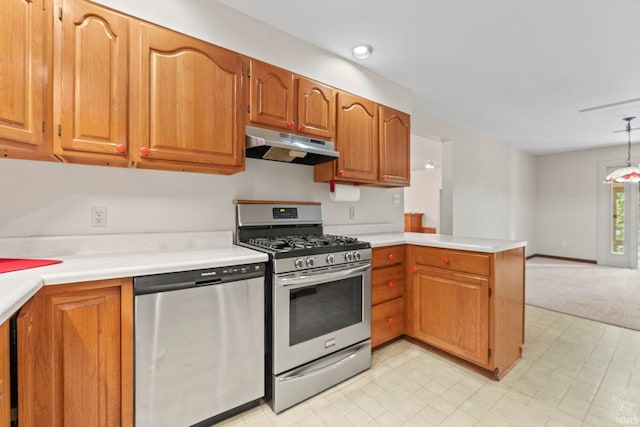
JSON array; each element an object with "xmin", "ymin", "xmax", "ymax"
[
  {"xmin": 338, "ymin": 170, "xmax": 345, "ymax": 176},
  {"xmin": 386, "ymin": 317, "xmax": 394, "ymax": 324},
  {"xmin": 411, "ymin": 267, "xmax": 417, "ymax": 274},
  {"xmin": 442, "ymin": 257, "xmax": 450, "ymax": 264},
  {"xmin": 140, "ymin": 147, "xmax": 150, "ymax": 156},
  {"xmin": 116, "ymin": 144, "xmax": 126, "ymax": 153},
  {"xmin": 387, "ymin": 253, "xmax": 394, "ymax": 260},
  {"xmin": 299, "ymin": 124, "xmax": 307, "ymax": 131},
  {"xmin": 381, "ymin": 175, "xmax": 388, "ymax": 181},
  {"xmin": 288, "ymin": 121, "xmax": 295, "ymax": 129},
  {"xmin": 387, "ymin": 281, "xmax": 394, "ymax": 288}
]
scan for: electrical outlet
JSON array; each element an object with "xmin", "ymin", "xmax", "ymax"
[
  {"xmin": 91, "ymin": 206, "xmax": 107, "ymax": 227},
  {"xmin": 349, "ymin": 207, "xmax": 356, "ymax": 220},
  {"xmin": 393, "ymin": 194, "xmax": 401, "ymax": 205}
]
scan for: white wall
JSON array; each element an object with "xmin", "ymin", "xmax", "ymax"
[
  {"xmin": 412, "ymin": 110, "xmax": 536, "ymax": 254},
  {"xmin": 404, "ymin": 169, "xmax": 441, "ymax": 230},
  {"xmin": 535, "ymin": 143, "xmax": 640, "ymax": 261},
  {"xmin": 0, "ymin": 158, "xmax": 404, "ymax": 237}
]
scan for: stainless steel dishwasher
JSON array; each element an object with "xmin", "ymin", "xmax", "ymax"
[{"xmin": 134, "ymin": 262, "xmax": 265, "ymax": 427}]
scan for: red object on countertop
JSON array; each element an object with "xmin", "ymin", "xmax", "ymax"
[{"xmin": 0, "ymin": 258, "xmax": 62, "ymax": 274}]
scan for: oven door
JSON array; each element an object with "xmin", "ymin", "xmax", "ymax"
[{"xmin": 273, "ymin": 260, "xmax": 371, "ymax": 374}]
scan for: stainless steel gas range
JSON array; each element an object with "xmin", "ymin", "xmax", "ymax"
[{"xmin": 235, "ymin": 201, "xmax": 372, "ymax": 413}]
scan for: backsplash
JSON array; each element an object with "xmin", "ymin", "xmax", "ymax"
[{"xmin": 0, "ymin": 158, "xmax": 404, "ymax": 239}]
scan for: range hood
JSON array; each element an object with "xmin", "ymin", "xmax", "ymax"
[{"xmin": 245, "ymin": 126, "xmax": 339, "ymax": 165}]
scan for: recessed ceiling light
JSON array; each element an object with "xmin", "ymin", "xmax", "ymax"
[{"xmin": 352, "ymin": 45, "xmax": 373, "ymax": 59}]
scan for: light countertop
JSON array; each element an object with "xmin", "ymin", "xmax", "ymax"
[
  {"xmin": 0, "ymin": 245, "xmax": 268, "ymax": 325},
  {"xmin": 1, "ymin": 231, "xmax": 526, "ymax": 325},
  {"xmin": 354, "ymin": 232, "xmax": 526, "ymax": 253}
]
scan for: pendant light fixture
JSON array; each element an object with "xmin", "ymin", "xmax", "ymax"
[{"xmin": 604, "ymin": 116, "xmax": 640, "ymax": 183}]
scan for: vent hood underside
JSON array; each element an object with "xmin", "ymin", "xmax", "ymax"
[{"xmin": 245, "ymin": 126, "xmax": 339, "ymax": 165}]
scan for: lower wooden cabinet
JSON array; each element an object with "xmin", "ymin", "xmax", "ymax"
[
  {"xmin": 410, "ymin": 266, "xmax": 489, "ymax": 366},
  {"xmin": 0, "ymin": 320, "xmax": 9, "ymax": 426},
  {"xmin": 372, "ymin": 298, "xmax": 404, "ymax": 348},
  {"xmin": 17, "ymin": 278, "xmax": 133, "ymax": 427},
  {"xmin": 371, "ymin": 245, "xmax": 405, "ymax": 347},
  {"xmin": 406, "ymin": 245, "xmax": 524, "ymax": 378}
]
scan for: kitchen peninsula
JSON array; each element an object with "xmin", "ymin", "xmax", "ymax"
[{"xmin": 364, "ymin": 232, "xmax": 526, "ymax": 380}]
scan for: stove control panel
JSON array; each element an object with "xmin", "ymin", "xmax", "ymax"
[{"xmin": 274, "ymin": 248, "xmax": 372, "ymax": 273}]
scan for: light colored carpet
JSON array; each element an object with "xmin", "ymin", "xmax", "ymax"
[{"xmin": 525, "ymin": 257, "xmax": 640, "ymax": 331}]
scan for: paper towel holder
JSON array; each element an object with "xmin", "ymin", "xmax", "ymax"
[{"xmin": 329, "ymin": 179, "xmax": 360, "ymax": 192}]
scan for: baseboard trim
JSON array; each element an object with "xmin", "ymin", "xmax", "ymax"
[{"xmin": 527, "ymin": 254, "xmax": 597, "ymax": 264}]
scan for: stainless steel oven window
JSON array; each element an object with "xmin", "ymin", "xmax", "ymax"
[{"xmin": 289, "ymin": 276, "xmax": 363, "ymax": 345}]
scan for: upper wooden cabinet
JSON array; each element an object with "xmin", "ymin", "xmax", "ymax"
[
  {"xmin": 296, "ymin": 77, "xmax": 336, "ymax": 139},
  {"xmin": 249, "ymin": 60, "xmax": 336, "ymax": 139},
  {"xmin": 315, "ymin": 94, "xmax": 411, "ymax": 187},
  {"xmin": 314, "ymin": 92, "xmax": 379, "ymax": 183},
  {"xmin": 54, "ymin": 0, "xmax": 130, "ymax": 166},
  {"xmin": 379, "ymin": 106, "xmax": 410, "ymax": 185},
  {"xmin": 129, "ymin": 21, "xmax": 245, "ymax": 174},
  {"xmin": 249, "ymin": 60, "xmax": 295, "ymax": 131},
  {"xmin": 0, "ymin": 0, "xmax": 53, "ymax": 161},
  {"xmin": 18, "ymin": 278, "xmax": 133, "ymax": 427}
]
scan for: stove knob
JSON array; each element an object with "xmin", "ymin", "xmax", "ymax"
[
  {"xmin": 354, "ymin": 251, "xmax": 361, "ymax": 261},
  {"xmin": 306, "ymin": 257, "xmax": 315, "ymax": 268},
  {"xmin": 326, "ymin": 254, "xmax": 335, "ymax": 265},
  {"xmin": 345, "ymin": 252, "xmax": 354, "ymax": 262},
  {"xmin": 295, "ymin": 258, "xmax": 305, "ymax": 269}
]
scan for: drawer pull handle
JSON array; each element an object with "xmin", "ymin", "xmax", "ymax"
[
  {"xmin": 442, "ymin": 257, "xmax": 450, "ymax": 264},
  {"xmin": 411, "ymin": 267, "xmax": 417, "ymax": 274},
  {"xmin": 387, "ymin": 281, "xmax": 394, "ymax": 288},
  {"xmin": 387, "ymin": 253, "xmax": 395, "ymax": 260},
  {"xmin": 386, "ymin": 317, "xmax": 394, "ymax": 324}
]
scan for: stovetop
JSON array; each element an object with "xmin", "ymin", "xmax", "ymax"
[{"xmin": 239, "ymin": 233, "xmax": 370, "ymax": 259}]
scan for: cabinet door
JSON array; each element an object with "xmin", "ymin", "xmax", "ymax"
[
  {"xmin": 379, "ymin": 106, "xmax": 410, "ymax": 185},
  {"xmin": 0, "ymin": 0, "xmax": 47, "ymax": 153},
  {"xmin": 131, "ymin": 21, "xmax": 244, "ymax": 172},
  {"xmin": 249, "ymin": 60, "xmax": 294, "ymax": 131},
  {"xmin": 0, "ymin": 320, "xmax": 9, "ymax": 426},
  {"xmin": 410, "ymin": 266, "xmax": 489, "ymax": 366},
  {"xmin": 296, "ymin": 77, "xmax": 335, "ymax": 139},
  {"xmin": 56, "ymin": 0, "xmax": 129, "ymax": 162},
  {"xmin": 18, "ymin": 279, "xmax": 133, "ymax": 427},
  {"xmin": 334, "ymin": 92, "xmax": 378, "ymax": 182}
]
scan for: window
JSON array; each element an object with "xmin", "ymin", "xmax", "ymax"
[{"xmin": 612, "ymin": 182, "xmax": 625, "ymax": 254}]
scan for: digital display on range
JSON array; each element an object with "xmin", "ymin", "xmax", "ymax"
[{"xmin": 273, "ymin": 207, "xmax": 298, "ymax": 219}]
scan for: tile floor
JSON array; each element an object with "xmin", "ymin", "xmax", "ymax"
[{"xmin": 218, "ymin": 305, "xmax": 640, "ymax": 426}]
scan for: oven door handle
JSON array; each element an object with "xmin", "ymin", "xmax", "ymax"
[
  {"xmin": 278, "ymin": 341, "xmax": 370, "ymax": 382},
  {"xmin": 277, "ymin": 263, "xmax": 370, "ymax": 287}
]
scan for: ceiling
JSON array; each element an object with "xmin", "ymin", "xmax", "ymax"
[{"xmin": 219, "ymin": 0, "xmax": 640, "ymax": 155}]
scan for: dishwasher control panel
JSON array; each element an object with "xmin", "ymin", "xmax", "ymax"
[{"xmin": 133, "ymin": 262, "xmax": 266, "ymax": 295}]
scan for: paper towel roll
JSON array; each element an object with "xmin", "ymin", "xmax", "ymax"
[{"xmin": 330, "ymin": 183, "xmax": 360, "ymax": 202}]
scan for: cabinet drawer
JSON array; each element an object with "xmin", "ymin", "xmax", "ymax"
[
  {"xmin": 372, "ymin": 245, "xmax": 405, "ymax": 268},
  {"xmin": 372, "ymin": 265, "xmax": 404, "ymax": 305},
  {"xmin": 372, "ymin": 297, "xmax": 404, "ymax": 347},
  {"xmin": 414, "ymin": 247, "xmax": 489, "ymax": 276}
]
